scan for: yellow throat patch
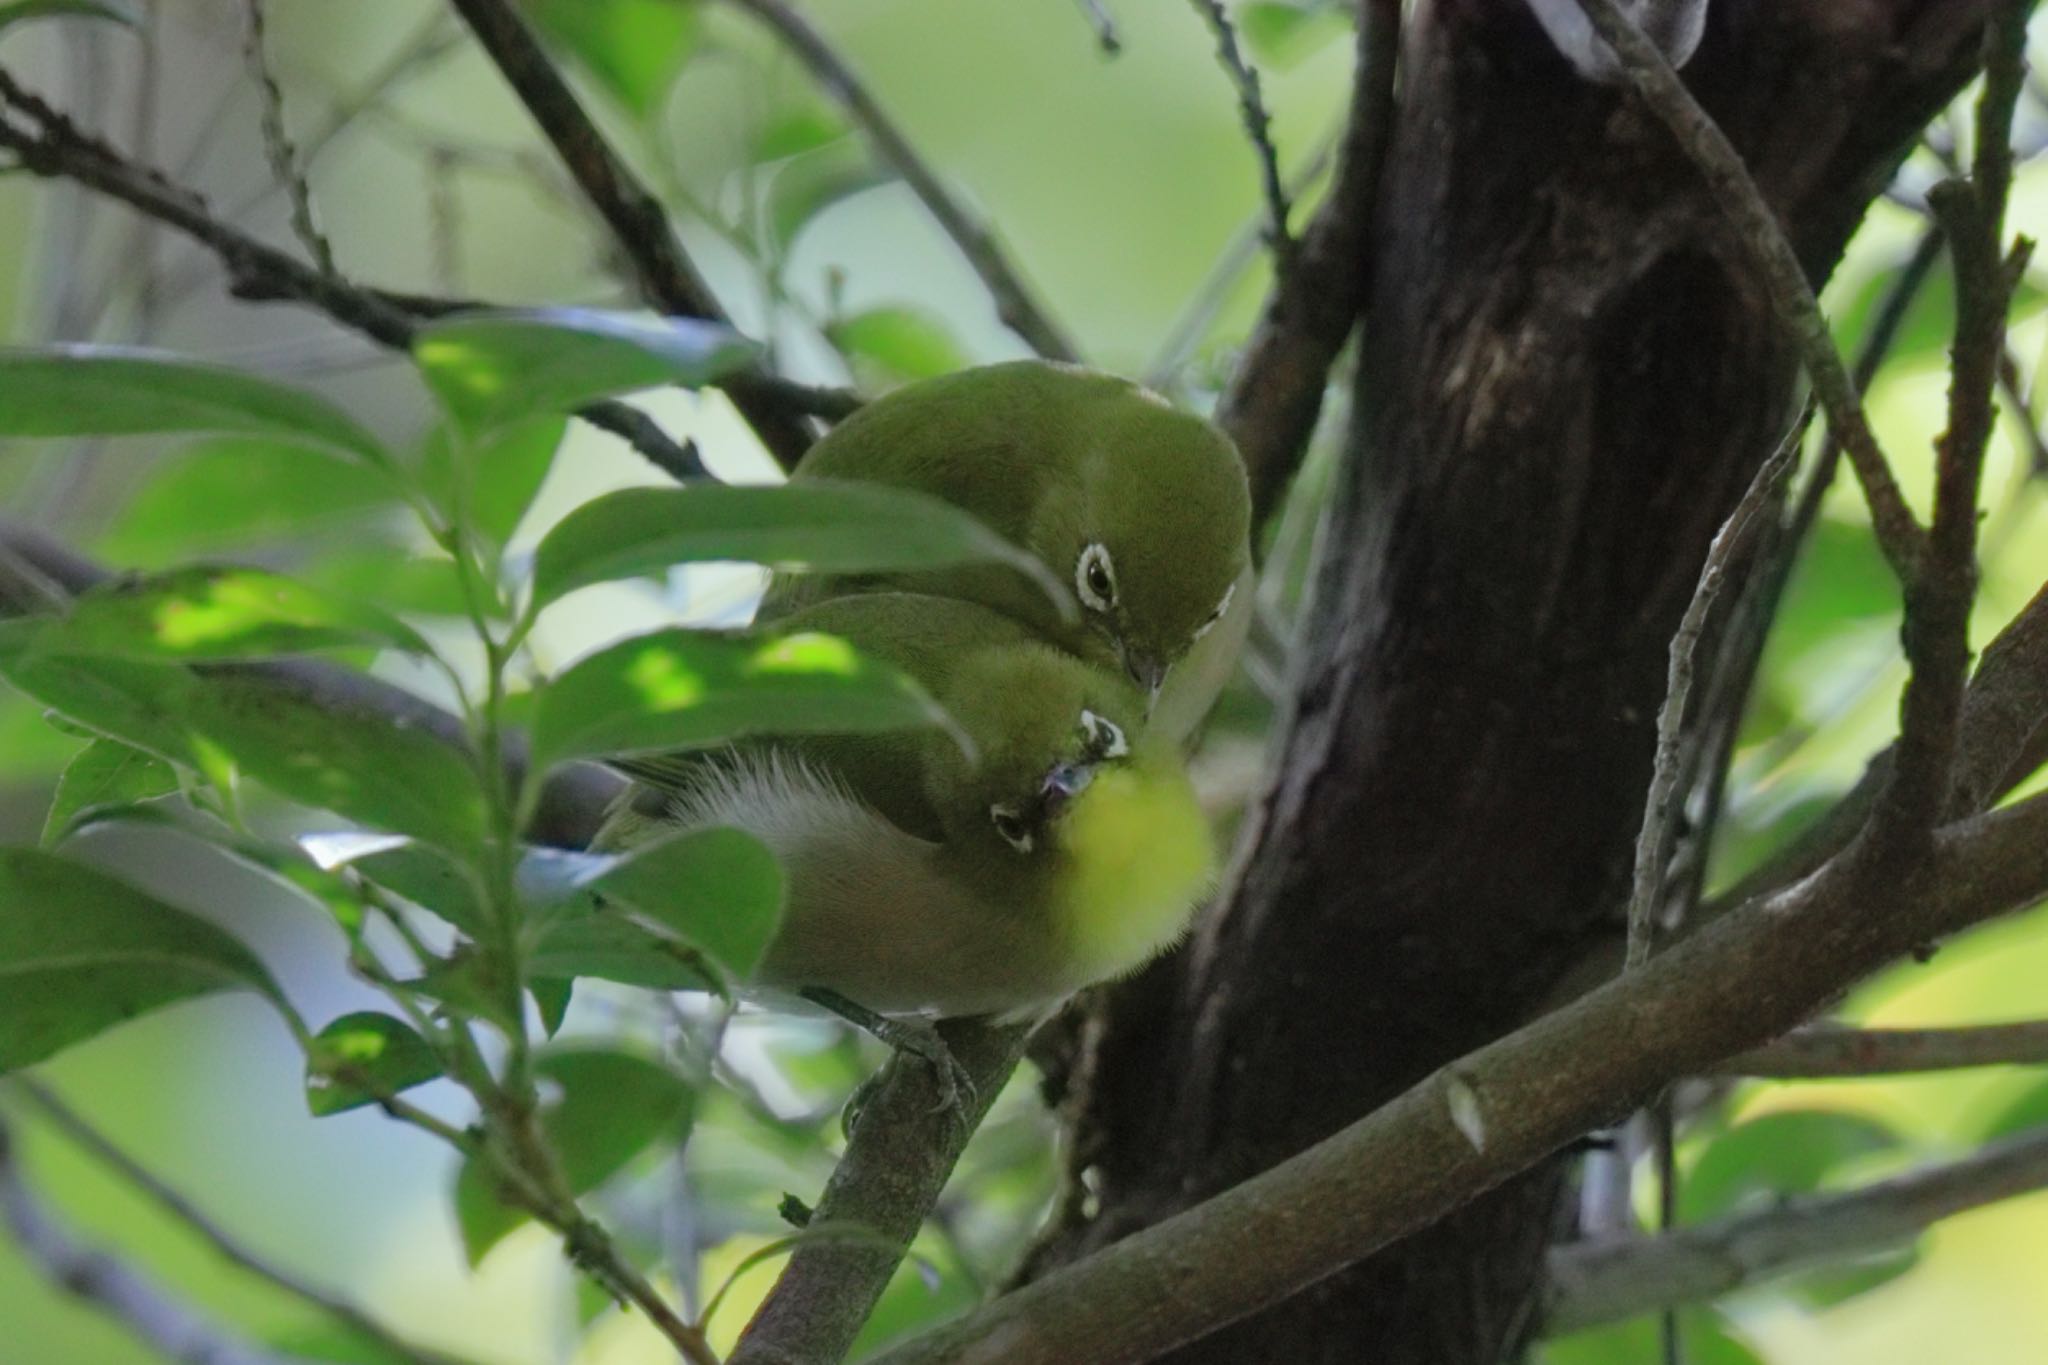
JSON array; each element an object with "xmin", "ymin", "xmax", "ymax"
[{"xmin": 1054, "ymin": 759, "xmax": 1216, "ymax": 987}]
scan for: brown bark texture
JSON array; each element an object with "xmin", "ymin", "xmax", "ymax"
[{"xmin": 1027, "ymin": 3, "xmax": 2009, "ymax": 1361}]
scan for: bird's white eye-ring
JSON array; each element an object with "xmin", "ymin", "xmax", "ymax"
[
  {"xmin": 1190, "ymin": 582, "xmax": 1236, "ymax": 643},
  {"xmin": 1076, "ymin": 543, "xmax": 1118, "ymax": 613},
  {"xmin": 1079, "ymin": 709, "xmax": 1129, "ymax": 759},
  {"xmin": 989, "ymin": 803, "xmax": 1034, "ymax": 853}
]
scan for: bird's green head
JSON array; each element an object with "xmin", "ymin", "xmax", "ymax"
[
  {"xmin": 1028, "ymin": 372, "xmax": 1251, "ymax": 700},
  {"xmin": 930, "ymin": 643, "xmax": 1215, "ymax": 984}
]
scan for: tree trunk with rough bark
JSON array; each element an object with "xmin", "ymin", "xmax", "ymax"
[{"xmin": 1025, "ymin": 3, "xmax": 2009, "ymax": 1360}]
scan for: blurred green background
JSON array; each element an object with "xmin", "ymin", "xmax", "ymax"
[{"xmin": 1, "ymin": 3, "xmax": 2046, "ymax": 1362}]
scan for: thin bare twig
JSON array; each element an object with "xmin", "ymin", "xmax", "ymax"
[
  {"xmin": 8, "ymin": 1079, "xmax": 472, "ymax": 1365},
  {"xmin": 1188, "ymin": 0, "xmax": 1292, "ymax": 263},
  {"xmin": 1546, "ymin": 1122, "xmax": 2048, "ymax": 1332},
  {"xmin": 720, "ymin": 0, "xmax": 1080, "ymax": 363},
  {"xmin": 240, "ymin": 0, "xmax": 335, "ymax": 277},
  {"xmin": 1625, "ymin": 405, "xmax": 1810, "ymax": 967},
  {"xmin": 0, "ymin": 67, "xmax": 846, "ymax": 482},
  {"xmin": 1071, "ymin": 0, "xmax": 1123, "ymax": 55},
  {"xmin": 0, "ymin": 1117, "xmax": 330, "ymax": 1365},
  {"xmin": 1571, "ymin": 0, "xmax": 1927, "ymax": 580},
  {"xmin": 447, "ymin": 0, "xmax": 821, "ymax": 465},
  {"xmin": 1882, "ymin": 9, "xmax": 2033, "ymax": 838},
  {"xmin": 1723, "ymin": 1020, "xmax": 2048, "ymax": 1077},
  {"xmin": 1218, "ymin": 0, "xmax": 1400, "ymax": 525}
]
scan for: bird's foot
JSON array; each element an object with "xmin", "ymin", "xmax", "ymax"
[{"xmin": 801, "ymin": 989, "xmax": 977, "ymax": 1134}]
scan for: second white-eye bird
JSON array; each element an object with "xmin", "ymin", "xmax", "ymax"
[
  {"xmin": 601, "ymin": 593, "xmax": 1216, "ymax": 1020},
  {"xmin": 758, "ymin": 360, "xmax": 1254, "ymax": 742}
]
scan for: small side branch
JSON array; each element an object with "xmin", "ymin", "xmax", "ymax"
[
  {"xmin": 241, "ymin": 0, "xmax": 336, "ymax": 276},
  {"xmin": 1545, "ymin": 1122, "xmax": 2048, "ymax": 1332},
  {"xmin": 721, "ymin": 0, "xmax": 1080, "ymax": 363},
  {"xmin": 10, "ymin": 1079, "xmax": 470, "ymax": 1365},
  {"xmin": 1723, "ymin": 1021, "xmax": 2048, "ymax": 1077},
  {"xmin": 1187, "ymin": 0, "xmax": 1292, "ymax": 263},
  {"xmin": 445, "ymin": 0, "xmax": 818, "ymax": 464},
  {"xmin": 0, "ymin": 1117, "xmax": 328, "ymax": 1365},
  {"xmin": 1570, "ymin": 0, "xmax": 1927, "ymax": 579}
]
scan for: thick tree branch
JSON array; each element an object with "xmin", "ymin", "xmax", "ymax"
[
  {"xmin": 1724, "ymin": 1021, "xmax": 2048, "ymax": 1077},
  {"xmin": 1545, "ymin": 1121, "xmax": 2048, "ymax": 1332},
  {"xmin": 9, "ymin": 1079, "xmax": 471, "ymax": 1365},
  {"xmin": 727, "ymin": 1020, "xmax": 1030, "ymax": 1365},
  {"xmin": 1217, "ymin": 0, "xmax": 1398, "ymax": 526},
  {"xmin": 720, "ymin": 0, "xmax": 1080, "ymax": 364},
  {"xmin": 1571, "ymin": 0, "xmax": 1927, "ymax": 579},
  {"xmin": 445, "ymin": 0, "xmax": 817, "ymax": 465},
  {"xmin": 865, "ymin": 791, "xmax": 2048, "ymax": 1365},
  {"xmin": 0, "ymin": 1117, "xmax": 332, "ymax": 1365}
]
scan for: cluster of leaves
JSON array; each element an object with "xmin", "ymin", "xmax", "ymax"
[{"xmin": 0, "ymin": 307, "xmax": 1056, "ymax": 1329}]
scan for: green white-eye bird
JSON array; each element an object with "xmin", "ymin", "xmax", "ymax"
[
  {"xmin": 601, "ymin": 594, "xmax": 1216, "ymax": 1020},
  {"xmin": 758, "ymin": 360, "xmax": 1254, "ymax": 742}
]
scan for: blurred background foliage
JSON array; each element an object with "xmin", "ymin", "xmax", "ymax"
[{"xmin": 0, "ymin": 2, "xmax": 2045, "ymax": 1363}]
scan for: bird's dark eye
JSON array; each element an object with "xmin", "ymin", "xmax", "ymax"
[
  {"xmin": 989, "ymin": 803, "xmax": 1034, "ymax": 853},
  {"xmin": 1076, "ymin": 544, "xmax": 1118, "ymax": 613},
  {"xmin": 1079, "ymin": 708, "xmax": 1129, "ymax": 759}
]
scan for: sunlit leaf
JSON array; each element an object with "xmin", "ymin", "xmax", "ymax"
[
  {"xmin": 523, "ymin": 0, "xmax": 699, "ymax": 117},
  {"xmin": 1542, "ymin": 1311, "xmax": 1767, "ymax": 1365},
  {"xmin": 1831, "ymin": 252, "xmax": 2046, "ymax": 367},
  {"xmin": 529, "ymin": 481, "xmax": 1069, "ymax": 614},
  {"xmin": 0, "ymin": 346, "xmax": 388, "ymax": 466},
  {"xmin": 529, "ymin": 627, "xmax": 955, "ymax": 770},
  {"xmin": 0, "ymin": 846, "xmax": 286, "ymax": 1072},
  {"xmin": 45, "ymin": 565, "xmax": 433, "ymax": 662},
  {"xmin": 1681, "ymin": 1109, "xmax": 1906, "ymax": 1224},
  {"xmin": 826, "ymin": 307, "xmax": 967, "ymax": 389},
  {"xmin": 412, "ymin": 308, "xmax": 758, "ymax": 436},
  {"xmin": 0, "ymin": 0, "xmax": 140, "ymax": 32},
  {"xmin": 41, "ymin": 738, "xmax": 177, "ymax": 847},
  {"xmin": 454, "ymin": 1047, "xmax": 692, "ymax": 1263},
  {"xmin": 305, "ymin": 1011, "xmax": 443, "ymax": 1116},
  {"xmin": 0, "ymin": 623, "xmax": 487, "ymax": 856}
]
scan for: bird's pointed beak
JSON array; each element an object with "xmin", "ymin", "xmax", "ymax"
[
  {"xmin": 1121, "ymin": 648, "xmax": 1168, "ymax": 706},
  {"xmin": 1039, "ymin": 760, "xmax": 1096, "ymax": 820}
]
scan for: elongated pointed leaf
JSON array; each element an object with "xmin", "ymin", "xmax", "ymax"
[
  {"xmin": 0, "ymin": 623, "xmax": 486, "ymax": 855},
  {"xmin": 594, "ymin": 827, "xmax": 782, "ymax": 981},
  {"xmin": 0, "ymin": 846, "xmax": 286, "ymax": 1072},
  {"xmin": 527, "ymin": 911, "xmax": 718, "ymax": 991},
  {"xmin": 454, "ymin": 1047, "xmax": 692, "ymax": 1263},
  {"xmin": 0, "ymin": 346, "xmax": 387, "ymax": 465},
  {"xmin": 41, "ymin": 738, "xmax": 178, "ymax": 847},
  {"xmin": 530, "ymin": 627, "xmax": 955, "ymax": 770},
  {"xmin": 49, "ymin": 565, "xmax": 433, "ymax": 662},
  {"xmin": 0, "ymin": 0, "xmax": 139, "ymax": 32},
  {"xmin": 525, "ymin": 0, "xmax": 699, "ymax": 118},
  {"xmin": 412, "ymin": 308, "xmax": 758, "ymax": 435},
  {"xmin": 530, "ymin": 481, "xmax": 1069, "ymax": 617},
  {"xmin": 305, "ymin": 1011, "xmax": 443, "ymax": 1116}
]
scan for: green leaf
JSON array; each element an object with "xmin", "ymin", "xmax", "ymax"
[
  {"xmin": 0, "ymin": 624, "xmax": 487, "ymax": 856},
  {"xmin": 1681, "ymin": 1109, "xmax": 1906, "ymax": 1224},
  {"xmin": 528, "ymin": 911, "xmax": 720, "ymax": 992},
  {"xmin": 46, "ymin": 565, "xmax": 433, "ymax": 662},
  {"xmin": 336, "ymin": 838, "xmax": 486, "ymax": 937},
  {"xmin": 530, "ymin": 977, "xmax": 573, "ymax": 1036},
  {"xmin": 95, "ymin": 436, "xmax": 398, "ymax": 565},
  {"xmin": 412, "ymin": 309, "xmax": 759, "ymax": 436},
  {"xmin": 1831, "ymin": 250, "xmax": 2047, "ymax": 368},
  {"xmin": 418, "ymin": 415, "xmax": 566, "ymax": 551},
  {"xmin": 0, "ymin": 846, "xmax": 287, "ymax": 1073},
  {"xmin": 41, "ymin": 738, "xmax": 177, "ymax": 847},
  {"xmin": 766, "ymin": 143, "xmax": 890, "ymax": 253},
  {"xmin": 753, "ymin": 107, "xmax": 850, "ymax": 163},
  {"xmin": 529, "ymin": 627, "xmax": 956, "ymax": 770},
  {"xmin": 309, "ymin": 547, "xmax": 472, "ymax": 619},
  {"xmin": 454, "ymin": 1047, "xmax": 692, "ymax": 1263},
  {"xmin": 1237, "ymin": 1, "xmax": 1349, "ymax": 68},
  {"xmin": 523, "ymin": 0, "xmax": 699, "ymax": 117},
  {"xmin": 825, "ymin": 307, "xmax": 966, "ymax": 389},
  {"xmin": 594, "ymin": 827, "xmax": 783, "ymax": 981},
  {"xmin": 0, "ymin": 346, "xmax": 387, "ymax": 466},
  {"xmin": 530, "ymin": 481, "xmax": 1069, "ymax": 614},
  {"xmin": 1543, "ymin": 1311, "xmax": 1766, "ymax": 1365},
  {"xmin": 305, "ymin": 1011, "xmax": 443, "ymax": 1116},
  {"xmin": 0, "ymin": 0, "xmax": 141, "ymax": 33}
]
